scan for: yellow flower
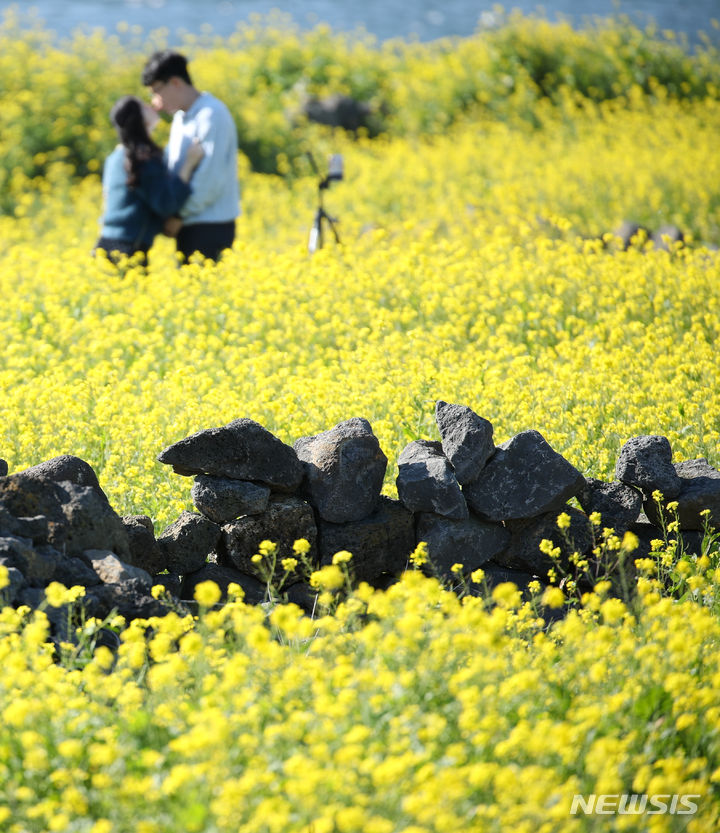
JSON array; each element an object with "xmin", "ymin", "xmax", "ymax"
[
  {"xmin": 621, "ymin": 530, "xmax": 639, "ymax": 552},
  {"xmin": 687, "ymin": 575, "xmax": 705, "ymax": 592},
  {"xmin": 318, "ymin": 591, "xmax": 335, "ymax": 608},
  {"xmin": 44, "ymin": 582, "xmax": 71, "ymax": 607},
  {"xmin": 600, "ymin": 598, "xmax": 626, "ymax": 624},
  {"xmin": 556, "ymin": 512, "xmax": 571, "ymax": 530},
  {"xmin": 492, "ymin": 582, "xmax": 521, "ymax": 609},
  {"xmin": 409, "ymin": 541, "xmax": 429, "ymax": 567},
  {"xmin": 293, "ymin": 538, "xmax": 311, "ymax": 555},
  {"xmin": 226, "ymin": 582, "xmax": 245, "ymax": 601},
  {"xmin": 310, "ymin": 565, "xmax": 345, "ymax": 591},
  {"xmin": 542, "ymin": 586, "xmax": 565, "ymax": 609},
  {"xmin": 593, "ymin": 580, "xmax": 612, "ymax": 596},
  {"xmin": 675, "ymin": 713, "xmax": 697, "ymax": 731},
  {"xmin": 332, "ymin": 550, "xmax": 353, "ymax": 565},
  {"xmin": 194, "ymin": 580, "xmax": 222, "ymax": 607}
]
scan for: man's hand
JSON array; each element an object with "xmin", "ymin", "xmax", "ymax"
[{"xmin": 163, "ymin": 216, "xmax": 183, "ymax": 238}]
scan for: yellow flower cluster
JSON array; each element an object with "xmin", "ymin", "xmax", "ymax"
[
  {"xmin": 1, "ymin": 8, "xmax": 718, "ymax": 198},
  {"xmin": 2, "ymin": 574, "xmax": 720, "ymax": 831}
]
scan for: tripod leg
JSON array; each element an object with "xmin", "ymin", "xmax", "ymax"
[
  {"xmin": 308, "ymin": 208, "xmax": 323, "ymax": 253},
  {"xmin": 324, "ymin": 211, "xmax": 341, "ymax": 246}
]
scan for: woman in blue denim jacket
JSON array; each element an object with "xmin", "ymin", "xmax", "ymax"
[{"xmin": 95, "ymin": 95, "xmax": 203, "ymax": 264}]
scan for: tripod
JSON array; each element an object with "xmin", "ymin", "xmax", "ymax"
[{"xmin": 307, "ymin": 152, "xmax": 342, "ymax": 253}]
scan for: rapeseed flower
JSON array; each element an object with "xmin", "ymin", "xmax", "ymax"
[{"xmin": 194, "ymin": 580, "xmax": 222, "ymax": 608}]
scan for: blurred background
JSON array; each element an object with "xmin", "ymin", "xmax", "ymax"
[{"xmin": 2, "ymin": 0, "xmax": 718, "ymax": 46}]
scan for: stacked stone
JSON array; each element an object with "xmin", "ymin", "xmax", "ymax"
[
  {"xmin": 396, "ymin": 403, "xmax": 720, "ymax": 597},
  {"xmin": 0, "ymin": 455, "xmax": 175, "ymax": 645},
  {"xmin": 151, "ymin": 417, "xmax": 307, "ymax": 606},
  {"xmin": 397, "ymin": 401, "xmax": 589, "ymax": 591},
  {"xmin": 3, "ymin": 407, "xmax": 720, "ymax": 636},
  {"xmin": 152, "ymin": 416, "xmax": 408, "ymax": 608}
]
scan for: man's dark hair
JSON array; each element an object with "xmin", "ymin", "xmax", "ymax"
[{"xmin": 141, "ymin": 50, "xmax": 193, "ymax": 86}]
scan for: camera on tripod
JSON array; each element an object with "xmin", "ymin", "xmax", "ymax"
[{"xmin": 307, "ymin": 153, "xmax": 343, "ymax": 253}]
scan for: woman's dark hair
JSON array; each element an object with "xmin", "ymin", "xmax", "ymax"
[
  {"xmin": 141, "ymin": 50, "xmax": 193, "ymax": 86},
  {"xmin": 110, "ymin": 95, "xmax": 162, "ymax": 187}
]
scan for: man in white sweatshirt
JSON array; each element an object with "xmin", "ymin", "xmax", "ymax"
[{"xmin": 142, "ymin": 50, "xmax": 240, "ymax": 262}]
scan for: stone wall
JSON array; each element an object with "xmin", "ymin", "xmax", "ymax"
[{"xmin": 2, "ymin": 402, "xmax": 719, "ymax": 635}]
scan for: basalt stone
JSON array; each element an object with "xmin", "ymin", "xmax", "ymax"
[
  {"xmin": 285, "ymin": 581, "xmax": 320, "ymax": 614},
  {"xmin": 191, "ymin": 475, "xmax": 270, "ymax": 524},
  {"xmin": 630, "ymin": 514, "xmax": 703, "ymax": 559},
  {"xmin": 496, "ymin": 506, "xmax": 593, "ymax": 577},
  {"xmin": 0, "ymin": 474, "xmax": 70, "ymax": 548},
  {"xmin": 0, "ymin": 538, "xmax": 100, "ymax": 587},
  {"xmin": 0, "ymin": 459, "xmax": 7, "ymax": 477},
  {"xmin": 303, "ymin": 93, "xmax": 372, "ymax": 132},
  {"xmin": 0, "ymin": 535, "xmax": 55, "ymax": 586},
  {"xmin": 396, "ymin": 440, "xmax": 467, "ymax": 519},
  {"xmin": 0, "ymin": 506, "xmax": 51, "ymax": 543},
  {"xmin": 463, "ymin": 430, "xmax": 585, "ymax": 522},
  {"xmin": 121, "ymin": 515, "xmax": 166, "ymax": 575},
  {"xmin": 416, "ymin": 512, "xmax": 509, "ymax": 579},
  {"xmin": 643, "ymin": 458, "xmax": 720, "ymax": 530},
  {"xmin": 613, "ymin": 220, "xmax": 651, "ymax": 250},
  {"xmin": 615, "ymin": 435, "xmax": 682, "ymax": 500},
  {"xmin": 0, "ymin": 476, "xmax": 130, "ymax": 560},
  {"xmin": 652, "ymin": 224, "xmax": 684, "ymax": 251},
  {"xmin": 577, "ymin": 478, "xmax": 643, "ymax": 534},
  {"xmin": 181, "ymin": 561, "xmax": 266, "ymax": 605},
  {"xmin": 155, "ymin": 511, "xmax": 221, "ymax": 575},
  {"xmin": 19, "ymin": 455, "xmax": 108, "ymax": 502},
  {"xmin": 86, "ymin": 550, "xmax": 153, "ymax": 591},
  {"xmin": 223, "ymin": 496, "xmax": 317, "ymax": 583},
  {"xmin": 467, "ymin": 562, "xmax": 536, "ymax": 595},
  {"xmin": 57, "ymin": 482, "xmax": 131, "ymax": 561},
  {"xmin": 17, "ymin": 587, "xmax": 76, "ymax": 641},
  {"xmin": 483, "ymin": 562, "xmax": 536, "ymax": 589},
  {"xmin": 157, "ymin": 418, "xmax": 303, "ymax": 493},
  {"xmin": 152, "ymin": 573, "xmax": 183, "ymax": 599},
  {"xmin": 368, "ymin": 572, "xmax": 400, "ymax": 591},
  {"xmin": 316, "ymin": 496, "xmax": 415, "ymax": 584},
  {"xmin": 84, "ymin": 578, "xmax": 173, "ymax": 621},
  {"xmin": 0, "ymin": 565, "xmax": 26, "ymax": 604},
  {"xmin": 435, "ymin": 400, "xmax": 495, "ymax": 485},
  {"xmin": 45, "ymin": 546, "xmax": 102, "ymax": 588},
  {"xmin": 294, "ymin": 418, "xmax": 387, "ymax": 523}
]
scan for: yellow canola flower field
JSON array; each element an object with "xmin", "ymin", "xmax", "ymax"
[
  {"xmin": 1, "ymin": 66, "xmax": 720, "ymax": 831},
  {"xmin": 2, "ymin": 573, "xmax": 720, "ymax": 832},
  {"xmin": 1, "ymin": 96, "xmax": 718, "ymax": 528}
]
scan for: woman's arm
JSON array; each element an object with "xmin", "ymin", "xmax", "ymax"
[
  {"xmin": 135, "ymin": 156, "xmax": 196, "ymax": 218},
  {"xmin": 178, "ymin": 139, "xmax": 204, "ymax": 183}
]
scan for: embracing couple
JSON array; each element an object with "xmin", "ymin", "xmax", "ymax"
[{"xmin": 95, "ymin": 50, "xmax": 239, "ymax": 265}]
